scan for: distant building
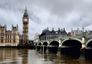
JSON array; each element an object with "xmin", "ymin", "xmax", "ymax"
[
  {"xmin": 34, "ymin": 33, "xmax": 39, "ymax": 42},
  {"xmin": 0, "ymin": 25, "xmax": 19, "ymax": 46},
  {"xmin": 85, "ymin": 31, "xmax": 92, "ymax": 39},
  {"xmin": 39, "ymin": 28, "xmax": 67, "ymax": 41},
  {"xmin": 70, "ymin": 28, "xmax": 84, "ymax": 36},
  {"xmin": 69, "ymin": 28, "xmax": 92, "ymax": 39}
]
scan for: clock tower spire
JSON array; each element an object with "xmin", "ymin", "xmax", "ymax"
[{"xmin": 23, "ymin": 7, "xmax": 29, "ymax": 44}]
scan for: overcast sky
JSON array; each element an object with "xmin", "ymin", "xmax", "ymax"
[{"xmin": 0, "ymin": 0, "xmax": 92, "ymax": 39}]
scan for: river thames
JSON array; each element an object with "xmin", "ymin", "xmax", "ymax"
[{"xmin": 0, "ymin": 48, "xmax": 91, "ymax": 64}]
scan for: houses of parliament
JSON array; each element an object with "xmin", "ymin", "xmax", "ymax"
[{"xmin": 0, "ymin": 8, "xmax": 29, "ymax": 46}]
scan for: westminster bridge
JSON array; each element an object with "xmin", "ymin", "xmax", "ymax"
[
  {"xmin": 34, "ymin": 35, "xmax": 92, "ymax": 59},
  {"xmin": 35, "ymin": 35, "xmax": 92, "ymax": 49}
]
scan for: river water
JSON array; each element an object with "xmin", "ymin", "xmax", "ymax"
[{"xmin": 0, "ymin": 48, "xmax": 91, "ymax": 64}]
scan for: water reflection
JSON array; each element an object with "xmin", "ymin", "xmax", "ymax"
[
  {"xmin": 42, "ymin": 53, "xmax": 80, "ymax": 64},
  {"xmin": 18, "ymin": 49, "xmax": 28, "ymax": 64},
  {"xmin": 0, "ymin": 48, "xmax": 21, "ymax": 64},
  {"xmin": 0, "ymin": 48, "xmax": 91, "ymax": 64}
]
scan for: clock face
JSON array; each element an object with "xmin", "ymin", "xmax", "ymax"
[{"xmin": 24, "ymin": 18, "xmax": 28, "ymax": 21}]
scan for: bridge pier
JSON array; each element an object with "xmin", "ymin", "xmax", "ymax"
[
  {"xmin": 41, "ymin": 42, "xmax": 48, "ymax": 53},
  {"xmin": 36, "ymin": 43, "xmax": 41, "ymax": 51}
]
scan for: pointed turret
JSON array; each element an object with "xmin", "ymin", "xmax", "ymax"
[{"xmin": 23, "ymin": 7, "xmax": 29, "ymax": 18}]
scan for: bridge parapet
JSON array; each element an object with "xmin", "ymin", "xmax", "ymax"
[{"xmin": 37, "ymin": 35, "xmax": 91, "ymax": 48}]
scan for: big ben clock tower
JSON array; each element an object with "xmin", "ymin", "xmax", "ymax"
[{"xmin": 23, "ymin": 8, "xmax": 29, "ymax": 44}]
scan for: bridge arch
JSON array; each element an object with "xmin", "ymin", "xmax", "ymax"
[
  {"xmin": 60, "ymin": 38, "xmax": 82, "ymax": 59},
  {"xmin": 48, "ymin": 40, "xmax": 59, "ymax": 53},
  {"xmin": 50, "ymin": 41, "xmax": 59, "ymax": 47},
  {"xmin": 86, "ymin": 39, "xmax": 92, "ymax": 47},
  {"xmin": 43, "ymin": 42, "xmax": 48, "ymax": 46},
  {"xmin": 38, "ymin": 42, "xmax": 42, "ymax": 46},
  {"xmin": 85, "ymin": 39, "xmax": 92, "ymax": 59},
  {"xmin": 61, "ymin": 38, "xmax": 82, "ymax": 48}
]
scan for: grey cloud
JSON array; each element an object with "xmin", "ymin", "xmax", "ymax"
[
  {"xmin": 0, "ymin": 0, "xmax": 92, "ymax": 39},
  {"xmin": 29, "ymin": 12, "xmax": 42, "ymax": 24}
]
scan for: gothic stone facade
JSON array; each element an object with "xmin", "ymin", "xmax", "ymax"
[{"xmin": 0, "ymin": 25, "xmax": 19, "ymax": 46}]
